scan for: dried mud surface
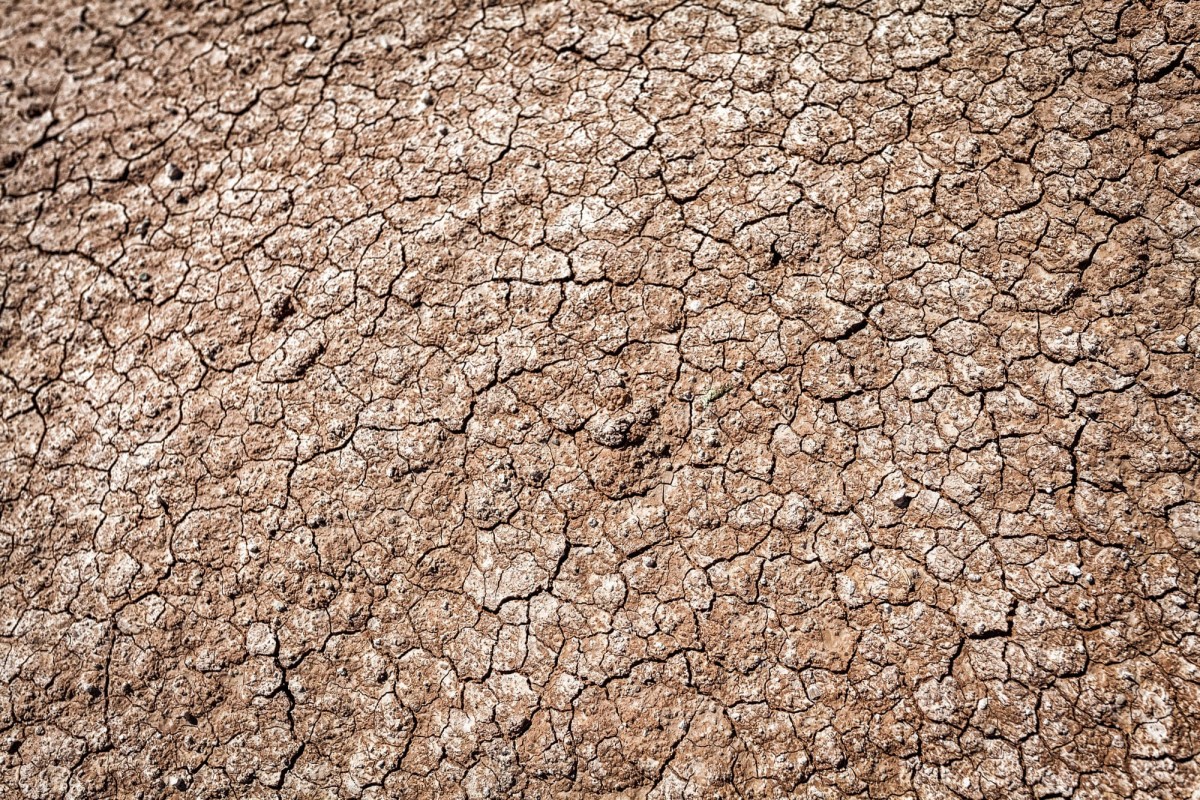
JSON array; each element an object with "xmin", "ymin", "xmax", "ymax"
[{"xmin": 2, "ymin": 0, "xmax": 1200, "ymax": 797}]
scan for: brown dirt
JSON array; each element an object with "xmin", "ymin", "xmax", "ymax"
[{"xmin": 2, "ymin": 0, "xmax": 1200, "ymax": 798}]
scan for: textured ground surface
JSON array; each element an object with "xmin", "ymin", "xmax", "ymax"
[{"xmin": 2, "ymin": 0, "xmax": 1200, "ymax": 798}]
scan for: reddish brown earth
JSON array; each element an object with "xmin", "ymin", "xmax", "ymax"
[{"xmin": 2, "ymin": 0, "xmax": 1200, "ymax": 797}]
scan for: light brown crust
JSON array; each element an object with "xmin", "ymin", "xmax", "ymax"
[{"xmin": 1, "ymin": 0, "xmax": 1199, "ymax": 797}]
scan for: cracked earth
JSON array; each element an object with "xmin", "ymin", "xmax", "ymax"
[{"xmin": 1, "ymin": 0, "xmax": 1199, "ymax": 798}]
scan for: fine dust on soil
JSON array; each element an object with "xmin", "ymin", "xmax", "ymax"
[{"xmin": 1, "ymin": 0, "xmax": 1199, "ymax": 798}]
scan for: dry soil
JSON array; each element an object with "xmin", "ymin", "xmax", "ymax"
[{"xmin": 1, "ymin": 0, "xmax": 1200, "ymax": 798}]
